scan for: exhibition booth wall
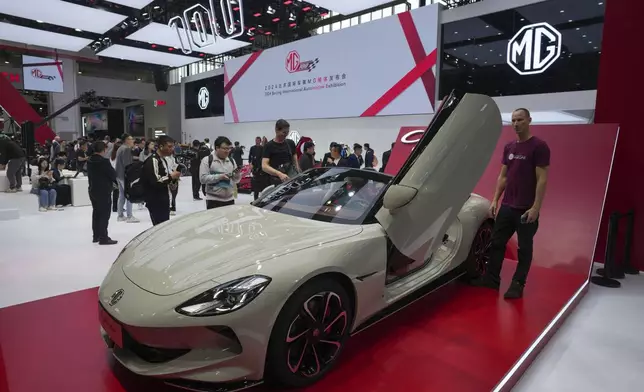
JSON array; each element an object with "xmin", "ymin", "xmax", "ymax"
[
  {"xmin": 593, "ymin": 0, "xmax": 644, "ymax": 271},
  {"xmin": 181, "ymin": 0, "xmax": 600, "ymax": 163}
]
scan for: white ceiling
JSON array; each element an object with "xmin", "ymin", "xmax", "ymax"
[
  {"xmin": 307, "ymin": 0, "xmax": 399, "ymax": 14},
  {"xmin": 98, "ymin": 45, "xmax": 202, "ymax": 67},
  {"xmin": 127, "ymin": 22, "xmax": 251, "ymax": 56},
  {"xmin": 102, "ymin": 0, "xmax": 154, "ymax": 9},
  {"xmin": 0, "ymin": 0, "xmax": 126, "ymax": 34},
  {"xmin": 0, "ymin": 22, "xmax": 93, "ymax": 52}
]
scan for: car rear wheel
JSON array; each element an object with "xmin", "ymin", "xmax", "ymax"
[
  {"xmin": 265, "ymin": 278, "xmax": 353, "ymax": 388},
  {"xmin": 463, "ymin": 220, "xmax": 494, "ymax": 280}
]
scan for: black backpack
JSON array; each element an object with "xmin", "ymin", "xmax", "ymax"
[{"xmin": 124, "ymin": 161, "xmax": 146, "ymax": 203}]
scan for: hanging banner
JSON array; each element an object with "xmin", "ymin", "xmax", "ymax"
[{"xmin": 223, "ymin": 4, "xmax": 439, "ymax": 123}]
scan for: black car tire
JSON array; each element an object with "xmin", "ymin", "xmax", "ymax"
[
  {"xmin": 462, "ymin": 220, "xmax": 494, "ymax": 280},
  {"xmin": 265, "ymin": 277, "xmax": 353, "ymax": 388}
]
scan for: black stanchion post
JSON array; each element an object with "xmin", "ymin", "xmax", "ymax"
[
  {"xmin": 622, "ymin": 210, "xmax": 639, "ymax": 275},
  {"xmin": 592, "ymin": 212, "xmax": 622, "ymax": 288},
  {"xmin": 597, "ymin": 212, "xmax": 625, "ymax": 279}
]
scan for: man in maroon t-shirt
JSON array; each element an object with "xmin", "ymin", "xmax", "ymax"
[{"xmin": 472, "ymin": 108, "xmax": 550, "ymax": 299}]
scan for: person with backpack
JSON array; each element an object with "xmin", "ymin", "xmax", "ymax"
[
  {"xmin": 87, "ymin": 141, "xmax": 118, "ymax": 245},
  {"xmin": 141, "ymin": 136, "xmax": 181, "ymax": 225},
  {"xmin": 200, "ymin": 136, "xmax": 242, "ymax": 210}
]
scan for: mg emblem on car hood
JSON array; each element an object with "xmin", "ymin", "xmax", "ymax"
[{"xmin": 109, "ymin": 289, "xmax": 124, "ymax": 306}]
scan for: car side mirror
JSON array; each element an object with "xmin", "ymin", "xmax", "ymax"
[{"xmin": 383, "ymin": 184, "xmax": 417, "ymax": 212}]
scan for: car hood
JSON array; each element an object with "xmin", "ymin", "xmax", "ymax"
[{"xmin": 121, "ymin": 204, "xmax": 362, "ymax": 296}]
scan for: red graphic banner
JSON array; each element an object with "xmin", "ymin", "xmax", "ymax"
[{"xmin": 0, "ymin": 73, "xmax": 55, "ymax": 144}]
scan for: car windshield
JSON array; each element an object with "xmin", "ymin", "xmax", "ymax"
[{"xmin": 253, "ymin": 168, "xmax": 392, "ymax": 225}]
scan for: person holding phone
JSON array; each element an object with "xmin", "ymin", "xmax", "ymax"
[
  {"xmin": 200, "ymin": 136, "xmax": 242, "ymax": 210},
  {"xmin": 142, "ymin": 136, "xmax": 182, "ymax": 225},
  {"xmin": 471, "ymin": 108, "xmax": 550, "ymax": 299}
]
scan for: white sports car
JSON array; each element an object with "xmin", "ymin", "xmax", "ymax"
[{"xmin": 98, "ymin": 91, "xmax": 502, "ymax": 391}]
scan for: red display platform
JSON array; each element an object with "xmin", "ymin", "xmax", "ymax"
[
  {"xmin": 0, "ymin": 266, "xmax": 582, "ymax": 392},
  {"xmin": 0, "ymin": 124, "xmax": 617, "ymax": 392}
]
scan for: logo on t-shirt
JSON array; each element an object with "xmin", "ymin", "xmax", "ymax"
[{"xmin": 508, "ymin": 153, "xmax": 527, "ymax": 161}]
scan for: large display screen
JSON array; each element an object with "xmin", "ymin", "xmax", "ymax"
[
  {"xmin": 125, "ymin": 104, "xmax": 145, "ymax": 136},
  {"xmin": 185, "ymin": 74, "xmax": 225, "ymax": 119},
  {"xmin": 82, "ymin": 111, "xmax": 108, "ymax": 134},
  {"xmin": 223, "ymin": 4, "xmax": 439, "ymax": 123},
  {"xmin": 22, "ymin": 55, "xmax": 64, "ymax": 93},
  {"xmin": 439, "ymin": 0, "xmax": 605, "ymax": 97}
]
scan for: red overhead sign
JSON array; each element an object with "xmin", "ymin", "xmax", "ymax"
[{"xmin": 1, "ymin": 72, "xmax": 20, "ymax": 83}]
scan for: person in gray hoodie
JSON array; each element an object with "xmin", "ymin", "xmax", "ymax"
[
  {"xmin": 199, "ymin": 136, "xmax": 241, "ymax": 210},
  {"xmin": 114, "ymin": 133, "xmax": 139, "ymax": 222}
]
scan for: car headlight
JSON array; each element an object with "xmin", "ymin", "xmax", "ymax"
[{"xmin": 176, "ymin": 276, "xmax": 271, "ymax": 317}]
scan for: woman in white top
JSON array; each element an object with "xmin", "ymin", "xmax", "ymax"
[{"xmin": 165, "ymin": 152, "xmax": 179, "ymax": 215}]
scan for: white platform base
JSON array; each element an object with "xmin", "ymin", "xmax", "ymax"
[
  {"xmin": 0, "ymin": 171, "xmax": 9, "ymax": 192},
  {"xmin": 0, "ymin": 208, "xmax": 20, "ymax": 221},
  {"xmin": 69, "ymin": 177, "xmax": 91, "ymax": 207}
]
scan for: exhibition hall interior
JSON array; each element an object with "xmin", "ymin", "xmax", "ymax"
[{"xmin": 0, "ymin": 0, "xmax": 642, "ymax": 391}]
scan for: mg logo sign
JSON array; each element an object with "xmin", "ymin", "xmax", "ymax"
[
  {"xmin": 169, "ymin": 0, "xmax": 245, "ymax": 55},
  {"xmin": 197, "ymin": 87, "xmax": 210, "ymax": 110},
  {"xmin": 507, "ymin": 22, "xmax": 562, "ymax": 76},
  {"xmin": 286, "ymin": 51, "xmax": 300, "ymax": 73}
]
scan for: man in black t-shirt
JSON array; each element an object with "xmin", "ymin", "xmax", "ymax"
[{"xmin": 262, "ymin": 119, "xmax": 300, "ymax": 184}]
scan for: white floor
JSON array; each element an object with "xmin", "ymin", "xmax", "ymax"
[
  {"xmin": 0, "ymin": 177, "xmax": 254, "ymax": 307},
  {"xmin": 0, "ymin": 177, "xmax": 642, "ymax": 391}
]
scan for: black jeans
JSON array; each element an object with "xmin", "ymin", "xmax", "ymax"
[
  {"xmin": 486, "ymin": 204, "xmax": 539, "ymax": 285},
  {"xmin": 112, "ymin": 188, "xmax": 119, "ymax": 212},
  {"xmin": 90, "ymin": 192, "xmax": 112, "ymax": 241},
  {"xmin": 191, "ymin": 172, "xmax": 201, "ymax": 199},
  {"xmin": 206, "ymin": 199, "xmax": 235, "ymax": 210},
  {"xmin": 147, "ymin": 200, "xmax": 170, "ymax": 225}
]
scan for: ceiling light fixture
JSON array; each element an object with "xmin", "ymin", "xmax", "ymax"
[{"xmin": 267, "ymin": 6, "xmax": 276, "ymax": 14}]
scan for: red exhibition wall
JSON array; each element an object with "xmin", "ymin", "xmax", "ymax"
[
  {"xmin": 388, "ymin": 124, "xmax": 618, "ymax": 282},
  {"xmin": 0, "ymin": 73, "xmax": 55, "ymax": 144},
  {"xmin": 594, "ymin": 0, "xmax": 644, "ymax": 270}
]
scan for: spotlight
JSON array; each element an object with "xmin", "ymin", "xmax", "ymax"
[
  {"xmin": 267, "ymin": 6, "xmax": 276, "ymax": 14},
  {"xmin": 289, "ymin": 13, "xmax": 296, "ymax": 21}
]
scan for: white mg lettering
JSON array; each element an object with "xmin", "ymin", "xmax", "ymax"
[{"xmin": 169, "ymin": 0, "xmax": 245, "ymax": 55}]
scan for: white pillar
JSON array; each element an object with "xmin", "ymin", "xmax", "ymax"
[{"xmin": 48, "ymin": 58, "xmax": 80, "ymax": 140}]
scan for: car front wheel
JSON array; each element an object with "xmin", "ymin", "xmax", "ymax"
[{"xmin": 265, "ymin": 278, "xmax": 353, "ymax": 388}]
